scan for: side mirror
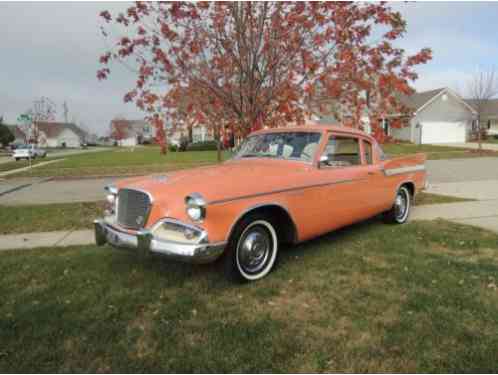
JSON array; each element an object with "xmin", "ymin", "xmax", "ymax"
[{"xmin": 318, "ymin": 154, "xmax": 330, "ymax": 168}]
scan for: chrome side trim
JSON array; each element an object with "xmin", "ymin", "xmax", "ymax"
[
  {"xmin": 384, "ymin": 165, "xmax": 425, "ymax": 176},
  {"xmin": 209, "ymin": 179, "xmax": 355, "ymax": 206}
]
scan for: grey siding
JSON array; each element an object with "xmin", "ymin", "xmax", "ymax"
[{"xmin": 413, "ymin": 92, "xmax": 474, "ymax": 143}]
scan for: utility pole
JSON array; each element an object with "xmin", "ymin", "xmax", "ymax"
[{"xmin": 63, "ymin": 101, "xmax": 69, "ymax": 123}]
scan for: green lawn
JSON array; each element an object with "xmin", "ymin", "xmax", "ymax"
[
  {"xmin": 382, "ymin": 143, "xmax": 498, "ymax": 160},
  {"xmin": 4, "ymin": 142, "xmax": 498, "ymax": 179},
  {"xmin": 0, "ymin": 158, "xmax": 50, "ymax": 173},
  {"xmin": 0, "ymin": 193, "xmax": 470, "ymax": 235},
  {"xmin": 1, "ymin": 219, "xmax": 497, "ymax": 372},
  {"xmin": 8, "ymin": 147, "xmax": 230, "ymax": 178},
  {"xmin": 0, "ymin": 202, "xmax": 104, "ymax": 235}
]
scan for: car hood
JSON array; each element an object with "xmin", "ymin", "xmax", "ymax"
[{"xmin": 116, "ymin": 158, "xmax": 314, "ymax": 204}]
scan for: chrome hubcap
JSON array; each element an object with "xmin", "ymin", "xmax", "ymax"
[
  {"xmin": 395, "ymin": 191, "xmax": 408, "ymax": 221},
  {"xmin": 238, "ymin": 227, "xmax": 271, "ymax": 274}
]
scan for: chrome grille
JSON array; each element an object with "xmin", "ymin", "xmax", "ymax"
[{"xmin": 117, "ymin": 189, "xmax": 151, "ymax": 230}]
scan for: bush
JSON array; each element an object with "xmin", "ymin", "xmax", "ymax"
[{"xmin": 186, "ymin": 140, "xmax": 219, "ymax": 151}]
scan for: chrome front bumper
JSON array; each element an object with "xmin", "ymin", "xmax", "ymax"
[{"xmin": 94, "ymin": 219, "xmax": 226, "ymax": 264}]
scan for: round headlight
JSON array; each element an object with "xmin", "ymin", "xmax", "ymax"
[
  {"xmin": 185, "ymin": 193, "xmax": 206, "ymax": 222},
  {"xmin": 106, "ymin": 194, "xmax": 116, "ymax": 205},
  {"xmin": 187, "ymin": 205, "xmax": 202, "ymax": 221}
]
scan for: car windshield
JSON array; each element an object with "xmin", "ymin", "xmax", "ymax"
[
  {"xmin": 17, "ymin": 145, "xmax": 30, "ymax": 149},
  {"xmin": 235, "ymin": 131, "xmax": 322, "ymax": 162}
]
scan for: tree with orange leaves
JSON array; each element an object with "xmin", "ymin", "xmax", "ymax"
[{"xmin": 98, "ymin": 2, "xmax": 431, "ymax": 154}]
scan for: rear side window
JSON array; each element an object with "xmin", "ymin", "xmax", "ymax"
[{"xmin": 322, "ymin": 136, "xmax": 361, "ymax": 166}]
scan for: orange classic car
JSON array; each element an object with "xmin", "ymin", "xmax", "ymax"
[{"xmin": 95, "ymin": 124, "xmax": 426, "ymax": 282}]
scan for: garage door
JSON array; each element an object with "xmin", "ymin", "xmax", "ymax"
[{"xmin": 420, "ymin": 121, "xmax": 466, "ymax": 144}]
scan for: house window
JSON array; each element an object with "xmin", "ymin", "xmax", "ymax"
[{"xmin": 382, "ymin": 119, "xmax": 390, "ymax": 136}]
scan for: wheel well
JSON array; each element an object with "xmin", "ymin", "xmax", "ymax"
[
  {"xmin": 229, "ymin": 205, "xmax": 298, "ymax": 245},
  {"xmin": 400, "ymin": 181, "xmax": 415, "ymax": 197}
]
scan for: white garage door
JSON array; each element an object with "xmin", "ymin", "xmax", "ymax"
[{"xmin": 421, "ymin": 121, "xmax": 466, "ymax": 144}]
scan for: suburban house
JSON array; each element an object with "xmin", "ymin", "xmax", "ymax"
[
  {"xmin": 166, "ymin": 124, "xmax": 214, "ymax": 146},
  {"xmin": 110, "ymin": 119, "xmax": 154, "ymax": 146},
  {"xmin": 35, "ymin": 122, "xmax": 87, "ymax": 148},
  {"xmin": 387, "ymin": 88, "xmax": 477, "ymax": 144},
  {"xmin": 313, "ymin": 87, "xmax": 498, "ymax": 144},
  {"xmin": 6, "ymin": 125, "xmax": 27, "ymax": 145},
  {"xmin": 464, "ymin": 98, "xmax": 498, "ymax": 136}
]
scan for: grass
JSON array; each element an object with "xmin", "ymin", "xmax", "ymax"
[
  {"xmin": 0, "ymin": 202, "xmax": 104, "ymax": 235},
  {"xmin": 4, "ymin": 142, "xmax": 498, "ymax": 179},
  {"xmin": 0, "ymin": 158, "xmax": 50, "ymax": 173},
  {"xmin": 8, "ymin": 147, "xmax": 230, "ymax": 178},
  {"xmin": 382, "ymin": 142, "xmax": 498, "ymax": 160},
  {"xmin": 0, "ymin": 192, "xmax": 470, "ymax": 235},
  {"xmin": 0, "ymin": 219, "xmax": 497, "ymax": 372},
  {"xmin": 414, "ymin": 192, "xmax": 474, "ymax": 206}
]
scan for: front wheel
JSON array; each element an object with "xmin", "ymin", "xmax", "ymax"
[
  {"xmin": 223, "ymin": 214, "xmax": 279, "ymax": 282},
  {"xmin": 383, "ymin": 186, "xmax": 412, "ymax": 224}
]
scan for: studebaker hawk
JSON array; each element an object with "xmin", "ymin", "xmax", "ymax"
[{"xmin": 95, "ymin": 125, "xmax": 426, "ymax": 282}]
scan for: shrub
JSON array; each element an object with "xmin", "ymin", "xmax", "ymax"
[{"xmin": 186, "ymin": 140, "xmax": 219, "ymax": 151}]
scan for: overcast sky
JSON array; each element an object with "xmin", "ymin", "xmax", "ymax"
[{"xmin": 1, "ymin": 2, "xmax": 497, "ymax": 135}]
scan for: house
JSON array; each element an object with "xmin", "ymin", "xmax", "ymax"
[
  {"xmin": 464, "ymin": 99, "xmax": 498, "ymax": 137},
  {"xmin": 310, "ymin": 86, "xmax": 498, "ymax": 144},
  {"xmin": 6, "ymin": 125, "xmax": 26, "ymax": 145},
  {"xmin": 110, "ymin": 119, "xmax": 154, "ymax": 146},
  {"xmin": 35, "ymin": 122, "xmax": 87, "ymax": 148},
  {"xmin": 386, "ymin": 88, "xmax": 477, "ymax": 144}
]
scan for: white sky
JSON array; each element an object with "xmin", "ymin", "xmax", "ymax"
[{"xmin": 1, "ymin": 2, "xmax": 497, "ymax": 135}]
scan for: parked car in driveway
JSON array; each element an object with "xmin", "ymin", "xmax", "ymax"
[
  {"xmin": 12, "ymin": 144, "xmax": 47, "ymax": 161},
  {"xmin": 95, "ymin": 124, "xmax": 427, "ymax": 282}
]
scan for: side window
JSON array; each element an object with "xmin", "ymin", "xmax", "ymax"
[
  {"xmin": 363, "ymin": 140, "xmax": 373, "ymax": 165},
  {"xmin": 322, "ymin": 136, "xmax": 361, "ymax": 167}
]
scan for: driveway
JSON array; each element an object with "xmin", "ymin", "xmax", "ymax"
[
  {"xmin": 1, "ymin": 156, "xmax": 498, "ymax": 233},
  {"xmin": 415, "ymin": 157, "xmax": 498, "ymax": 233}
]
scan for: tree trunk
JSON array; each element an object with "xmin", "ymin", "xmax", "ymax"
[
  {"xmin": 188, "ymin": 123, "xmax": 193, "ymax": 143},
  {"xmin": 477, "ymin": 115, "xmax": 482, "ymax": 154},
  {"xmin": 215, "ymin": 125, "xmax": 222, "ymax": 162}
]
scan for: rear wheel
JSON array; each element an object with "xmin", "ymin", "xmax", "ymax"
[
  {"xmin": 15, "ymin": 158, "xmax": 19, "ymax": 161},
  {"xmin": 223, "ymin": 213, "xmax": 279, "ymax": 282},
  {"xmin": 383, "ymin": 186, "xmax": 411, "ymax": 224}
]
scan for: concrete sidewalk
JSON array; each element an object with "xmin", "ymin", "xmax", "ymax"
[
  {"xmin": 0, "ymin": 229, "xmax": 94, "ymax": 251},
  {"xmin": 412, "ymin": 200, "xmax": 498, "ymax": 233}
]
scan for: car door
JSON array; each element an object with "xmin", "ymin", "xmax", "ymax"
[
  {"xmin": 313, "ymin": 133, "xmax": 374, "ymax": 233},
  {"xmin": 360, "ymin": 138, "xmax": 392, "ymax": 215}
]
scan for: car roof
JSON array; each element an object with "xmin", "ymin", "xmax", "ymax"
[{"xmin": 251, "ymin": 122, "xmax": 373, "ymax": 139}]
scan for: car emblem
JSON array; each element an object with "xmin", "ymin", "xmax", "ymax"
[{"xmin": 136, "ymin": 216, "xmax": 144, "ymax": 225}]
